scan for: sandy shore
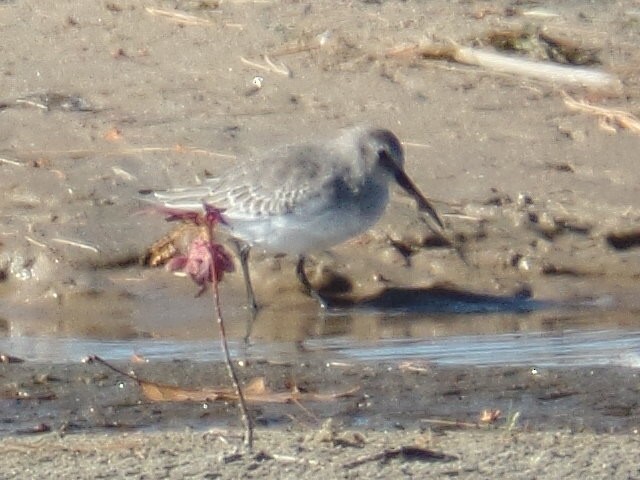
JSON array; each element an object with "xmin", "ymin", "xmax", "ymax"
[{"xmin": 2, "ymin": 428, "xmax": 639, "ymax": 479}]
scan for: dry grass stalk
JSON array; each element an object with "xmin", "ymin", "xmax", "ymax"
[
  {"xmin": 0, "ymin": 157, "xmax": 24, "ymax": 166},
  {"xmin": 51, "ymin": 238, "xmax": 100, "ymax": 253},
  {"xmin": 240, "ymin": 55, "xmax": 291, "ymax": 77},
  {"xmin": 24, "ymin": 235, "xmax": 48, "ymax": 249},
  {"xmin": 387, "ymin": 42, "xmax": 622, "ymax": 93},
  {"xmin": 454, "ymin": 47, "xmax": 618, "ymax": 90},
  {"xmin": 562, "ymin": 92, "xmax": 640, "ymax": 135},
  {"xmin": 9, "ymin": 146, "xmax": 236, "ymax": 161},
  {"xmin": 145, "ymin": 7, "xmax": 216, "ymax": 26}
]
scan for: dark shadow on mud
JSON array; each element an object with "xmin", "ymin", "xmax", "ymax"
[{"xmin": 321, "ymin": 284, "xmax": 610, "ymax": 315}]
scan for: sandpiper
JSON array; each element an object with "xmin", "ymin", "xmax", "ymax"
[{"xmin": 152, "ymin": 126, "xmax": 444, "ymax": 310}]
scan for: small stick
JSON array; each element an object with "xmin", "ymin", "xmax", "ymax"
[
  {"xmin": 144, "ymin": 7, "xmax": 215, "ymax": 26},
  {"xmin": 0, "ymin": 157, "xmax": 25, "ymax": 166},
  {"xmin": 85, "ymin": 355, "xmax": 141, "ymax": 381},
  {"xmin": 239, "ymin": 56, "xmax": 291, "ymax": 76},
  {"xmin": 204, "ymin": 220, "xmax": 254, "ymax": 450},
  {"xmin": 24, "ymin": 235, "xmax": 48, "ymax": 249},
  {"xmin": 50, "ymin": 238, "xmax": 100, "ymax": 253},
  {"xmin": 10, "ymin": 146, "xmax": 236, "ymax": 160},
  {"xmin": 387, "ymin": 42, "xmax": 622, "ymax": 93},
  {"xmin": 562, "ymin": 91, "xmax": 640, "ymax": 134},
  {"xmin": 453, "ymin": 46, "xmax": 621, "ymax": 92},
  {"xmin": 263, "ymin": 55, "xmax": 291, "ymax": 77}
]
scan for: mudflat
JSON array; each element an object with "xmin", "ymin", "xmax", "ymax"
[
  {"xmin": 1, "ymin": 0, "xmax": 639, "ymax": 477},
  {"xmin": 1, "ymin": 359, "xmax": 639, "ymax": 478}
]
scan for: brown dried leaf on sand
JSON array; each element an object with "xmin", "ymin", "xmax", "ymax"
[
  {"xmin": 88, "ymin": 356, "xmax": 357, "ymax": 404},
  {"xmin": 139, "ymin": 376, "xmax": 360, "ymax": 404},
  {"xmin": 479, "ymin": 409, "xmax": 501, "ymax": 424},
  {"xmin": 139, "ymin": 379, "xmax": 234, "ymax": 402}
]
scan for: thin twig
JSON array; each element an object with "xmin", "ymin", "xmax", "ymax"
[
  {"xmin": 0, "ymin": 157, "xmax": 25, "ymax": 166},
  {"xmin": 206, "ymin": 221, "xmax": 254, "ymax": 450},
  {"xmin": 50, "ymin": 238, "xmax": 100, "ymax": 253},
  {"xmin": 145, "ymin": 7, "xmax": 216, "ymax": 26},
  {"xmin": 9, "ymin": 146, "xmax": 236, "ymax": 161},
  {"xmin": 263, "ymin": 55, "xmax": 291, "ymax": 76},
  {"xmin": 562, "ymin": 91, "xmax": 640, "ymax": 134},
  {"xmin": 453, "ymin": 45, "xmax": 621, "ymax": 92},
  {"xmin": 240, "ymin": 56, "xmax": 291, "ymax": 76},
  {"xmin": 84, "ymin": 355, "xmax": 140, "ymax": 382},
  {"xmin": 24, "ymin": 235, "xmax": 48, "ymax": 249},
  {"xmin": 402, "ymin": 141, "xmax": 432, "ymax": 149},
  {"xmin": 387, "ymin": 42, "xmax": 622, "ymax": 93}
]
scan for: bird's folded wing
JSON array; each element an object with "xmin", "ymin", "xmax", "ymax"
[{"xmin": 152, "ymin": 144, "xmax": 345, "ymax": 219}]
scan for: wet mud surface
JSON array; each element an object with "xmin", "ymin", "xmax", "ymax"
[
  {"xmin": 1, "ymin": 359, "xmax": 639, "ymax": 436},
  {"xmin": 1, "ymin": 358, "xmax": 639, "ymax": 478},
  {"xmin": 0, "ymin": 0, "xmax": 639, "ymax": 338}
]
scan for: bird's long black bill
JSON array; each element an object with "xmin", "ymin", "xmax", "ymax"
[{"xmin": 395, "ymin": 169, "xmax": 444, "ymax": 229}]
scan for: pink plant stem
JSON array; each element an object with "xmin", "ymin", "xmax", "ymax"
[{"xmin": 206, "ymin": 223, "xmax": 254, "ymax": 450}]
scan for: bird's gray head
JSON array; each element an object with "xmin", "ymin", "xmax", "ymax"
[
  {"xmin": 359, "ymin": 129, "xmax": 405, "ymax": 176},
  {"xmin": 360, "ymin": 128, "xmax": 444, "ymax": 229}
]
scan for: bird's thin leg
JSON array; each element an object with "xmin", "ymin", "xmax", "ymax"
[
  {"xmin": 236, "ymin": 242, "xmax": 258, "ymax": 312},
  {"xmin": 296, "ymin": 255, "xmax": 327, "ymax": 309},
  {"xmin": 231, "ymin": 240, "xmax": 259, "ymax": 343}
]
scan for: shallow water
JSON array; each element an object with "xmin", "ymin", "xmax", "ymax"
[
  {"xmin": 2, "ymin": 268, "xmax": 639, "ymax": 368},
  {"xmin": 3, "ymin": 312, "xmax": 639, "ymax": 368}
]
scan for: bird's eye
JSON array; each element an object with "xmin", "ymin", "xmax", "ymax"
[{"xmin": 377, "ymin": 149, "xmax": 395, "ymax": 171}]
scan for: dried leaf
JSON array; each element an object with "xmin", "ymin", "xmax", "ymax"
[
  {"xmin": 398, "ymin": 361, "xmax": 431, "ymax": 373},
  {"xmin": 104, "ymin": 127, "xmax": 123, "ymax": 142},
  {"xmin": 139, "ymin": 376, "xmax": 359, "ymax": 404},
  {"xmin": 138, "ymin": 376, "xmax": 235, "ymax": 403},
  {"xmin": 130, "ymin": 353, "xmax": 148, "ymax": 364},
  {"xmin": 479, "ymin": 409, "xmax": 501, "ymax": 424}
]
